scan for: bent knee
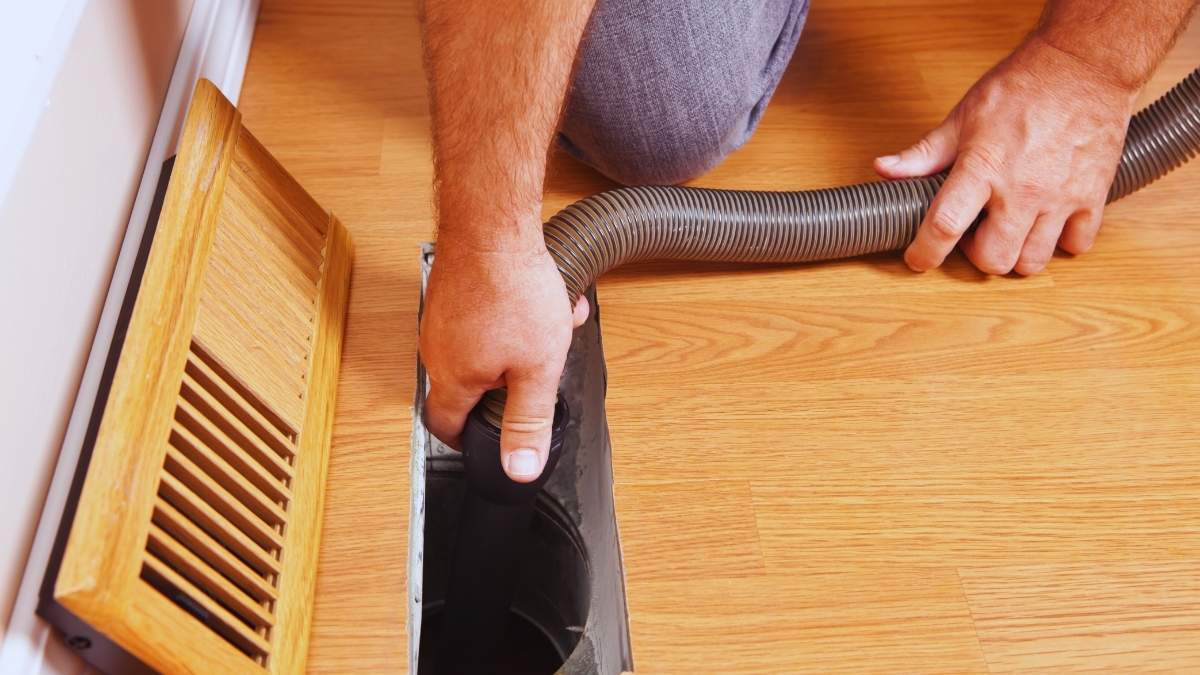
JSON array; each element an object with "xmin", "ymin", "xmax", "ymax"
[
  {"xmin": 559, "ymin": 93, "xmax": 748, "ymax": 185},
  {"xmin": 558, "ymin": 121, "xmax": 734, "ymax": 186},
  {"xmin": 558, "ymin": 0, "xmax": 808, "ymax": 185}
]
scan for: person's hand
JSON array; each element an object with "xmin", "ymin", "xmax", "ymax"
[
  {"xmin": 420, "ymin": 235, "xmax": 588, "ymax": 483},
  {"xmin": 875, "ymin": 35, "xmax": 1138, "ymax": 276}
]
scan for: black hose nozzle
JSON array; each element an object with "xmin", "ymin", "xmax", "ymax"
[
  {"xmin": 461, "ymin": 396, "xmax": 569, "ymax": 503},
  {"xmin": 433, "ymin": 398, "xmax": 569, "ymax": 673}
]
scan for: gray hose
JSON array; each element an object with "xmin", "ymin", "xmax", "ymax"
[{"xmin": 480, "ymin": 67, "xmax": 1200, "ymax": 426}]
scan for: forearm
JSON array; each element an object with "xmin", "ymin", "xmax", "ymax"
[
  {"xmin": 420, "ymin": 0, "xmax": 596, "ymax": 252},
  {"xmin": 1035, "ymin": 0, "xmax": 1197, "ymax": 91}
]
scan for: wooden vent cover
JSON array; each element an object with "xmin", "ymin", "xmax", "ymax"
[{"xmin": 46, "ymin": 80, "xmax": 352, "ymax": 674}]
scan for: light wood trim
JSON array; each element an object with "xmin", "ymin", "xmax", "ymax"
[
  {"xmin": 268, "ymin": 215, "xmax": 353, "ymax": 675},
  {"xmin": 54, "ymin": 77, "xmax": 352, "ymax": 675},
  {"xmin": 186, "ymin": 344, "xmax": 299, "ymax": 455},
  {"xmin": 180, "ymin": 371, "xmax": 297, "ymax": 478},
  {"xmin": 172, "ymin": 413, "xmax": 292, "ymax": 505},
  {"xmin": 151, "ymin": 497, "xmax": 279, "ymax": 603},
  {"xmin": 200, "ymin": 278, "xmax": 315, "ymax": 365},
  {"xmin": 220, "ymin": 178, "xmax": 324, "ymax": 291},
  {"xmin": 168, "ymin": 422, "xmax": 289, "ymax": 526},
  {"xmin": 206, "ymin": 246, "xmax": 317, "ymax": 348},
  {"xmin": 142, "ymin": 554, "xmax": 272, "ymax": 657},
  {"xmin": 192, "ymin": 338, "xmax": 297, "ymax": 439},
  {"xmin": 158, "ymin": 472, "xmax": 282, "ymax": 577},
  {"xmin": 145, "ymin": 522, "xmax": 276, "ymax": 629},
  {"xmin": 123, "ymin": 578, "xmax": 266, "ymax": 673},
  {"xmin": 163, "ymin": 446, "xmax": 284, "ymax": 550},
  {"xmin": 55, "ymin": 78, "xmax": 240, "ymax": 620},
  {"xmin": 180, "ymin": 362, "xmax": 297, "ymax": 468},
  {"xmin": 194, "ymin": 288, "xmax": 311, "ymax": 425},
  {"xmin": 233, "ymin": 127, "xmax": 330, "ymax": 242}
]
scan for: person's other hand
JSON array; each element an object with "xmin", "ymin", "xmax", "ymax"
[
  {"xmin": 420, "ymin": 236, "xmax": 588, "ymax": 483},
  {"xmin": 875, "ymin": 35, "xmax": 1137, "ymax": 276}
]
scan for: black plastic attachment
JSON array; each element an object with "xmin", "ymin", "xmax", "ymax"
[
  {"xmin": 460, "ymin": 398, "xmax": 568, "ymax": 504},
  {"xmin": 433, "ymin": 398, "xmax": 569, "ymax": 673}
]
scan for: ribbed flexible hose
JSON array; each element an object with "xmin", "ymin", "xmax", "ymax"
[{"xmin": 480, "ymin": 67, "xmax": 1200, "ymax": 426}]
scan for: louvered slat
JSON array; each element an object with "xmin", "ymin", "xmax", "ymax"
[
  {"xmin": 191, "ymin": 324, "xmax": 307, "ymax": 420},
  {"xmin": 218, "ymin": 187, "xmax": 323, "ymax": 291},
  {"xmin": 190, "ymin": 339, "xmax": 296, "ymax": 443},
  {"xmin": 172, "ymin": 411, "xmax": 292, "ymax": 504},
  {"xmin": 151, "ymin": 497, "xmax": 278, "ymax": 603},
  {"xmin": 206, "ymin": 251, "xmax": 315, "ymax": 349},
  {"xmin": 231, "ymin": 129, "xmax": 330, "ymax": 241},
  {"xmin": 146, "ymin": 523, "xmax": 275, "ymax": 629},
  {"xmin": 158, "ymin": 472, "xmax": 281, "ymax": 576},
  {"xmin": 168, "ymin": 424, "xmax": 288, "ymax": 526},
  {"xmin": 163, "ymin": 447, "xmax": 284, "ymax": 550},
  {"xmin": 176, "ymin": 385, "xmax": 294, "ymax": 482},
  {"xmin": 142, "ymin": 554, "xmax": 272, "ymax": 658},
  {"xmin": 199, "ymin": 279, "xmax": 314, "ymax": 368},
  {"xmin": 185, "ymin": 346, "xmax": 298, "ymax": 457}
]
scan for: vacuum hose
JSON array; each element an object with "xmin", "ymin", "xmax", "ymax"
[
  {"xmin": 476, "ymin": 66, "xmax": 1200, "ymax": 428},
  {"xmin": 437, "ymin": 68, "xmax": 1200, "ymax": 673}
]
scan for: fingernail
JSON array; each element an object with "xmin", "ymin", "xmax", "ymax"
[
  {"xmin": 877, "ymin": 154, "xmax": 900, "ymax": 167},
  {"xmin": 504, "ymin": 449, "xmax": 543, "ymax": 479}
]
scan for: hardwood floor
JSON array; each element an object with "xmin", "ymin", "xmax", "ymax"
[{"xmin": 237, "ymin": 1, "xmax": 1200, "ymax": 671}]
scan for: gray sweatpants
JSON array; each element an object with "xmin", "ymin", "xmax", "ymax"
[{"xmin": 559, "ymin": 0, "xmax": 810, "ymax": 185}]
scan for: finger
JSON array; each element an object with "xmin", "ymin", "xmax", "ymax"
[
  {"xmin": 1059, "ymin": 207, "xmax": 1103, "ymax": 255},
  {"xmin": 963, "ymin": 203, "xmax": 1038, "ymax": 275},
  {"xmin": 424, "ymin": 382, "xmax": 480, "ymax": 451},
  {"xmin": 875, "ymin": 122, "xmax": 958, "ymax": 179},
  {"xmin": 498, "ymin": 373, "xmax": 559, "ymax": 483},
  {"xmin": 904, "ymin": 167, "xmax": 991, "ymax": 271},
  {"xmin": 572, "ymin": 295, "xmax": 590, "ymax": 328},
  {"xmin": 1014, "ymin": 212, "xmax": 1068, "ymax": 276}
]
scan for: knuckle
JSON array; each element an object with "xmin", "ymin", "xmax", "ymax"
[
  {"xmin": 989, "ymin": 221, "xmax": 1024, "ymax": 247},
  {"xmin": 1061, "ymin": 216, "xmax": 1100, "ymax": 255},
  {"xmin": 912, "ymin": 136, "xmax": 938, "ymax": 159},
  {"xmin": 1011, "ymin": 179, "xmax": 1043, "ymax": 201},
  {"xmin": 928, "ymin": 211, "xmax": 965, "ymax": 240},
  {"xmin": 501, "ymin": 413, "xmax": 552, "ymax": 436},
  {"xmin": 959, "ymin": 148, "xmax": 1003, "ymax": 179}
]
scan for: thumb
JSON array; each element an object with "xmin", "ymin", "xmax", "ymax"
[
  {"xmin": 498, "ymin": 374, "xmax": 558, "ymax": 483},
  {"xmin": 874, "ymin": 121, "xmax": 957, "ymax": 179},
  {"xmin": 571, "ymin": 295, "xmax": 590, "ymax": 328}
]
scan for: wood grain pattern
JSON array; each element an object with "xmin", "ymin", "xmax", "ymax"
[
  {"xmin": 272, "ymin": 216, "xmax": 353, "ymax": 675},
  {"xmin": 235, "ymin": 1, "xmax": 1200, "ymax": 671},
  {"xmin": 53, "ymin": 79, "xmax": 352, "ymax": 674},
  {"xmin": 959, "ymin": 563, "xmax": 1200, "ymax": 672},
  {"xmin": 196, "ymin": 125, "xmax": 331, "ymax": 430},
  {"xmin": 56, "ymin": 77, "xmax": 252, "ymax": 673}
]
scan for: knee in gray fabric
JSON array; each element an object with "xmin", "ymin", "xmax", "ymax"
[
  {"xmin": 559, "ymin": 99, "xmax": 745, "ymax": 186},
  {"xmin": 607, "ymin": 126, "xmax": 734, "ymax": 186},
  {"xmin": 558, "ymin": 0, "xmax": 811, "ymax": 185}
]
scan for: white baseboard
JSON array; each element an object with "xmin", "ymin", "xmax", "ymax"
[{"xmin": 0, "ymin": 0, "xmax": 259, "ymax": 672}]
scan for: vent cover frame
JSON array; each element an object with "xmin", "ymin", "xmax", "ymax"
[{"xmin": 37, "ymin": 79, "xmax": 352, "ymax": 675}]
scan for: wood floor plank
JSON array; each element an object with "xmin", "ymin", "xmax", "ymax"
[
  {"xmin": 625, "ymin": 569, "xmax": 990, "ymax": 674},
  {"xmin": 959, "ymin": 563, "xmax": 1200, "ymax": 672},
  {"xmin": 614, "ymin": 481, "xmax": 765, "ymax": 585}
]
